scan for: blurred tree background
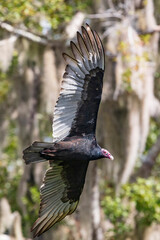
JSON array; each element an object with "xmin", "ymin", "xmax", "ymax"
[{"xmin": 0, "ymin": 0, "xmax": 160, "ymax": 240}]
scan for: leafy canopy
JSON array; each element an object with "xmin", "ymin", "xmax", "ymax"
[
  {"xmin": 102, "ymin": 178, "xmax": 160, "ymax": 239},
  {"xmin": 0, "ymin": 0, "xmax": 91, "ymax": 33}
]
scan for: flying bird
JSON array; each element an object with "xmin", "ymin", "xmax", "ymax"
[{"xmin": 23, "ymin": 24, "xmax": 114, "ymax": 237}]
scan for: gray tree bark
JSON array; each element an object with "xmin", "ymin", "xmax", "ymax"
[{"xmin": 96, "ymin": 0, "xmax": 160, "ymax": 191}]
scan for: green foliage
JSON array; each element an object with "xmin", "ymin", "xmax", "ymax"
[
  {"xmin": 116, "ymin": 31, "xmax": 153, "ymax": 94},
  {"xmin": 0, "ymin": 121, "xmax": 40, "ymax": 235},
  {"xmin": 7, "ymin": 51, "xmax": 19, "ymax": 75},
  {"xmin": 139, "ymin": 34, "xmax": 151, "ymax": 45},
  {"xmin": 144, "ymin": 118, "xmax": 160, "ymax": 177},
  {"xmin": 0, "ymin": 0, "xmax": 91, "ymax": 33},
  {"xmin": 154, "ymin": 71, "xmax": 160, "ymax": 99},
  {"xmin": 102, "ymin": 192, "xmax": 132, "ymax": 238},
  {"xmin": 22, "ymin": 186, "xmax": 40, "ymax": 224},
  {"xmin": 123, "ymin": 178, "xmax": 160, "ymax": 225},
  {"xmin": 0, "ymin": 51, "xmax": 18, "ymax": 103},
  {"xmin": 145, "ymin": 119, "xmax": 160, "ymax": 153},
  {"xmin": 122, "ymin": 68, "xmax": 132, "ymax": 92},
  {"xmin": 0, "ymin": 122, "xmax": 21, "ymax": 212},
  {"xmin": 102, "ymin": 178, "xmax": 160, "ymax": 239},
  {"xmin": 0, "ymin": 73, "xmax": 10, "ymax": 102},
  {"xmin": 118, "ymin": 41, "xmax": 129, "ymax": 54}
]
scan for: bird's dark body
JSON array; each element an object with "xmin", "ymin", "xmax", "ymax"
[
  {"xmin": 41, "ymin": 134, "xmax": 103, "ymax": 162},
  {"xmin": 42, "ymin": 134, "xmax": 103, "ymax": 203}
]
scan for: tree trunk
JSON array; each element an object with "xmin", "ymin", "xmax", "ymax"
[
  {"xmin": 78, "ymin": 162, "xmax": 103, "ymax": 240},
  {"xmin": 96, "ymin": 0, "xmax": 159, "ymax": 190}
]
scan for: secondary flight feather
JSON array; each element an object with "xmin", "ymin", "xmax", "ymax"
[{"xmin": 23, "ymin": 24, "xmax": 113, "ymax": 238}]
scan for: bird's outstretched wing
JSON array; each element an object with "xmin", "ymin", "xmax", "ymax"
[
  {"xmin": 53, "ymin": 24, "xmax": 105, "ymax": 142},
  {"xmin": 31, "ymin": 160, "xmax": 89, "ymax": 237}
]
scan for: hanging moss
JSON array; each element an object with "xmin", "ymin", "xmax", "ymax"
[
  {"xmin": 122, "ymin": 68, "xmax": 132, "ymax": 93},
  {"xmin": 0, "ymin": 75, "xmax": 10, "ymax": 103},
  {"xmin": 0, "ymin": 121, "xmax": 21, "ymax": 211},
  {"xmin": 0, "ymin": 51, "xmax": 18, "ymax": 103}
]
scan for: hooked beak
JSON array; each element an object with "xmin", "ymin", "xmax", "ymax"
[
  {"xmin": 108, "ymin": 154, "xmax": 114, "ymax": 160},
  {"xmin": 106, "ymin": 152, "xmax": 114, "ymax": 160},
  {"xmin": 102, "ymin": 148, "xmax": 114, "ymax": 160}
]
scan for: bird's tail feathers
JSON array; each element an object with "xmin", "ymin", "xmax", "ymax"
[{"xmin": 23, "ymin": 141, "xmax": 54, "ymax": 165}]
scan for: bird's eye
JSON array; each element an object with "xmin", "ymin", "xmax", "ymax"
[
  {"xmin": 103, "ymin": 149, "xmax": 107, "ymax": 155},
  {"xmin": 102, "ymin": 149, "xmax": 107, "ymax": 156}
]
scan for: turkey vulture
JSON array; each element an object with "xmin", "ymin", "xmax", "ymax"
[{"xmin": 23, "ymin": 24, "xmax": 113, "ymax": 237}]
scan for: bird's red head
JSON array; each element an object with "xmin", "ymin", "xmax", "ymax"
[{"xmin": 101, "ymin": 148, "xmax": 114, "ymax": 160}]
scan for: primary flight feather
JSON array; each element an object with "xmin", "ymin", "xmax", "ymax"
[{"xmin": 23, "ymin": 24, "xmax": 114, "ymax": 237}]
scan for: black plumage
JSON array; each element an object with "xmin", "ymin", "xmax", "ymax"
[{"xmin": 23, "ymin": 24, "xmax": 113, "ymax": 237}]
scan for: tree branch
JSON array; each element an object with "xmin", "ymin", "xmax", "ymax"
[
  {"xmin": 108, "ymin": 0, "xmax": 115, "ymax": 9},
  {"xmin": 150, "ymin": 97, "xmax": 160, "ymax": 118},
  {"xmin": 0, "ymin": 21, "xmax": 63, "ymax": 46},
  {"xmin": 138, "ymin": 25, "xmax": 160, "ymax": 35},
  {"xmin": 131, "ymin": 135, "xmax": 160, "ymax": 180},
  {"xmin": 88, "ymin": 11, "xmax": 123, "ymax": 20}
]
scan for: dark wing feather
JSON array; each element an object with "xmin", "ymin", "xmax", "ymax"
[
  {"xmin": 31, "ymin": 160, "xmax": 89, "ymax": 237},
  {"xmin": 52, "ymin": 24, "xmax": 105, "ymax": 141}
]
